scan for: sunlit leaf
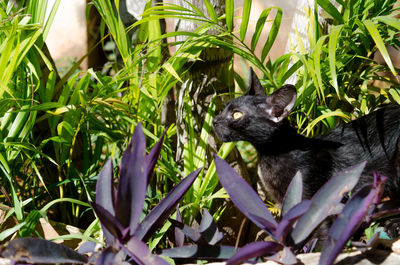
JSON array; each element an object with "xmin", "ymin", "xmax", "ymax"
[{"xmin": 240, "ymin": 0, "xmax": 252, "ymax": 41}]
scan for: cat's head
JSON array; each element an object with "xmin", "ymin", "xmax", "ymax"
[{"xmin": 213, "ymin": 68, "xmax": 297, "ymax": 145}]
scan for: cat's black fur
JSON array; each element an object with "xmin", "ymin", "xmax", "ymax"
[{"xmin": 213, "ymin": 69, "xmax": 400, "ymax": 206}]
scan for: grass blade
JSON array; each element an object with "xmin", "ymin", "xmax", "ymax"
[
  {"xmin": 225, "ymin": 0, "xmax": 234, "ymax": 32},
  {"xmin": 261, "ymin": 8, "xmax": 282, "ymax": 62},
  {"xmin": 203, "ymin": 0, "xmax": 218, "ymax": 22},
  {"xmin": 251, "ymin": 8, "xmax": 271, "ymax": 51},
  {"xmin": 317, "ymin": 0, "xmax": 344, "ymax": 24},
  {"xmin": 328, "ymin": 25, "xmax": 343, "ymax": 96},
  {"xmin": 240, "ymin": 0, "xmax": 252, "ymax": 41},
  {"xmin": 364, "ymin": 19, "xmax": 397, "ymax": 76}
]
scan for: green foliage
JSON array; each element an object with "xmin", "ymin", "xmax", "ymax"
[{"xmin": 291, "ymin": 0, "xmax": 400, "ymax": 136}]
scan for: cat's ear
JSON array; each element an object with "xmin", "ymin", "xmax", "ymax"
[
  {"xmin": 261, "ymin": 84, "xmax": 297, "ymax": 123},
  {"xmin": 246, "ymin": 68, "xmax": 266, "ymax": 96}
]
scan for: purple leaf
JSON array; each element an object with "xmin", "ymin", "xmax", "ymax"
[
  {"xmin": 226, "ymin": 241, "xmax": 283, "ymax": 265},
  {"xmin": 96, "ymin": 159, "xmax": 115, "ymax": 214},
  {"xmin": 1, "ymin": 238, "xmax": 87, "ymax": 264},
  {"xmin": 95, "ymin": 247, "xmax": 119, "ymax": 265},
  {"xmin": 169, "ymin": 218, "xmax": 204, "ymax": 244},
  {"xmin": 351, "ymin": 231, "xmax": 380, "ymax": 252},
  {"xmin": 200, "ymin": 209, "xmax": 223, "ymax": 245},
  {"xmin": 214, "ymin": 154, "xmax": 277, "ymax": 234},
  {"xmin": 161, "ymin": 245, "xmax": 236, "ymax": 260},
  {"xmin": 116, "ymin": 123, "xmax": 147, "ymax": 234},
  {"xmin": 124, "ymin": 237, "xmax": 170, "ymax": 265},
  {"xmin": 92, "ymin": 202, "xmax": 127, "ymax": 241},
  {"xmin": 269, "ymin": 246, "xmax": 297, "ymax": 265},
  {"xmin": 320, "ymin": 184, "xmax": 381, "ymax": 265},
  {"xmin": 175, "ymin": 205, "xmax": 185, "ymax": 247},
  {"xmin": 247, "ymin": 213, "xmax": 279, "ymax": 235},
  {"xmin": 281, "ymin": 171, "xmax": 303, "ymax": 217},
  {"xmin": 275, "ymin": 200, "xmax": 311, "ymax": 243},
  {"xmin": 77, "ymin": 241, "xmax": 96, "ymax": 254},
  {"xmin": 291, "ymin": 161, "xmax": 366, "ymax": 245},
  {"xmin": 370, "ymin": 200, "xmax": 400, "ymax": 220},
  {"xmin": 134, "ymin": 168, "xmax": 202, "ymax": 241},
  {"xmin": 95, "ymin": 159, "xmax": 115, "ymax": 245},
  {"xmin": 146, "ymin": 131, "xmax": 165, "ymax": 184}
]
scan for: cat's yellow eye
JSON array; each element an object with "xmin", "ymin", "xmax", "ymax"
[{"xmin": 233, "ymin": 111, "xmax": 243, "ymax": 120}]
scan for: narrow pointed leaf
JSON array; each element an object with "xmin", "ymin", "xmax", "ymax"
[
  {"xmin": 320, "ymin": 184, "xmax": 380, "ymax": 265},
  {"xmin": 317, "ymin": 0, "xmax": 344, "ymax": 24},
  {"xmin": 226, "ymin": 241, "xmax": 283, "ymax": 265},
  {"xmin": 1, "ymin": 238, "xmax": 87, "ymax": 264},
  {"xmin": 276, "ymin": 200, "xmax": 311, "ymax": 243},
  {"xmin": 240, "ymin": 0, "xmax": 252, "ymax": 41},
  {"xmin": 375, "ymin": 16, "xmax": 400, "ymax": 31},
  {"xmin": 92, "ymin": 202, "xmax": 126, "ymax": 241},
  {"xmin": 364, "ymin": 19, "xmax": 397, "ymax": 76},
  {"xmin": 162, "ymin": 245, "xmax": 236, "ymax": 260},
  {"xmin": 269, "ymin": 246, "xmax": 297, "ymax": 265},
  {"xmin": 251, "ymin": 8, "xmax": 271, "ymax": 51},
  {"xmin": 146, "ymin": 131, "xmax": 165, "ymax": 184},
  {"xmin": 169, "ymin": 219, "xmax": 204, "ymax": 243},
  {"xmin": 281, "ymin": 171, "xmax": 303, "ymax": 217},
  {"xmin": 117, "ymin": 123, "xmax": 147, "ymax": 233},
  {"xmin": 214, "ymin": 155, "xmax": 277, "ymax": 233},
  {"xmin": 174, "ymin": 204, "xmax": 185, "ymax": 247},
  {"xmin": 95, "ymin": 247, "xmax": 118, "ymax": 265},
  {"xmin": 291, "ymin": 162, "xmax": 366, "ymax": 245},
  {"xmin": 175, "ymin": 205, "xmax": 185, "ymax": 247},
  {"xmin": 134, "ymin": 168, "xmax": 202, "ymax": 241},
  {"xmin": 247, "ymin": 213, "xmax": 278, "ymax": 235},
  {"xmin": 200, "ymin": 209, "xmax": 223, "ymax": 245},
  {"xmin": 78, "ymin": 241, "xmax": 96, "ymax": 254},
  {"xmin": 95, "ymin": 159, "xmax": 115, "ymax": 245},
  {"xmin": 313, "ymin": 35, "xmax": 329, "ymax": 92},
  {"xmin": 225, "ymin": 0, "xmax": 234, "ymax": 32},
  {"xmin": 370, "ymin": 200, "xmax": 400, "ymax": 220},
  {"xmin": 328, "ymin": 25, "xmax": 343, "ymax": 96},
  {"xmin": 261, "ymin": 8, "xmax": 282, "ymax": 62},
  {"xmin": 124, "ymin": 237, "xmax": 169, "ymax": 265},
  {"xmin": 203, "ymin": 0, "xmax": 218, "ymax": 22}
]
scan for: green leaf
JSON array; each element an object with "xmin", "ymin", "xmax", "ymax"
[
  {"xmin": 43, "ymin": 0, "xmax": 61, "ymax": 41},
  {"xmin": 374, "ymin": 15, "xmax": 400, "ymax": 30},
  {"xmin": 251, "ymin": 8, "xmax": 271, "ymax": 51},
  {"xmin": 388, "ymin": 88, "xmax": 400, "ymax": 104},
  {"xmin": 7, "ymin": 106, "xmax": 30, "ymax": 139},
  {"xmin": 19, "ymin": 210, "xmax": 41, "ymax": 237},
  {"xmin": 240, "ymin": 0, "xmax": 252, "ymax": 41},
  {"xmin": 313, "ymin": 35, "xmax": 329, "ymax": 94},
  {"xmin": 364, "ymin": 19, "xmax": 397, "ymax": 76},
  {"xmin": 317, "ymin": 0, "xmax": 344, "ymax": 24},
  {"xmin": 225, "ymin": 0, "xmax": 234, "ymax": 32},
  {"xmin": 0, "ymin": 222, "xmax": 26, "ymax": 241},
  {"xmin": 261, "ymin": 8, "xmax": 282, "ymax": 62},
  {"xmin": 203, "ymin": 0, "xmax": 218, "ymax": 22},
  {"xmin": 162, "ymin": 62, "xmax": 183, "ymax": 83},
  {"xmin": 328, "ymin": 25, "xmax": 343, "ymax": 96},
  {"xmin": 306, "ymin": 110, "xmax": 351, "ymax": 135}
]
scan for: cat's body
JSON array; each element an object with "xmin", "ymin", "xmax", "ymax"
[{"xmin": 213, "ymin": 69, "xmax": 400, "ymax": 204}]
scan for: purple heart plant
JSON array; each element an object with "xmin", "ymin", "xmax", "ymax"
[
  {"xmin": 214, "ymin": 154, "xmax": 387, "ymax": 265},
  {"xmin": 0, "ymin": 123, "xmax": 201, "ymax": 265}
]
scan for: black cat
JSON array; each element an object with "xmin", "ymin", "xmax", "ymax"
[{"xmin": 213, "ymin": 69, "xmax": 400, "ymax": 207}]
